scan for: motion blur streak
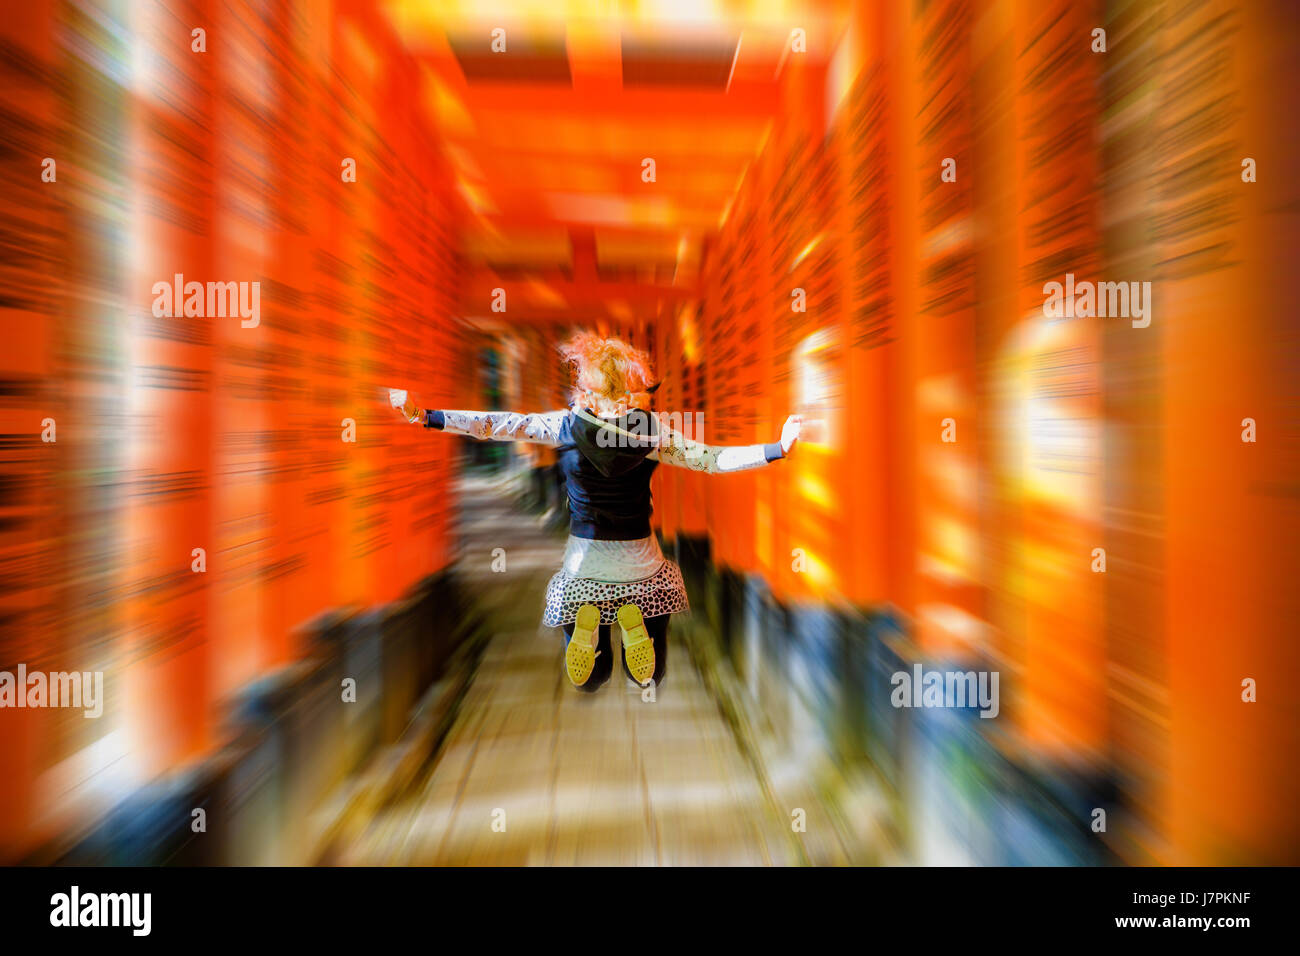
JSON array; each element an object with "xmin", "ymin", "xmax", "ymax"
[{"xmin": 0, "ymin": 0, "xmax": 1296, "ymax": 865}]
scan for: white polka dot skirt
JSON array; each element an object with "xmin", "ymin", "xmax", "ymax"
[{"xmin": 542, "ymin": 560, "xmax": 690, "ymax": 627}]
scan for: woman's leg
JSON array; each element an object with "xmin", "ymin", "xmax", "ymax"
[
  {"xmin": 562, "ymin": 620, "xmax": 614, "ymax": 691},
  {"xmin": 621, "ymin": 613, "xmax": 670, "ymax": 687}
]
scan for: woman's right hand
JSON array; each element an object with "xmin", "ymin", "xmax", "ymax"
[{"xmin": 780, "ymin": 414, "xmax": 802, "ymax": 455}]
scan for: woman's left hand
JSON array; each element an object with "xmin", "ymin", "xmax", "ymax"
[
  {"xmin": 780, "ymin": 414, "xmax": 802, "ymax": 455},
  {"xmin": 388, "ymin": 388, "xmax": 420, "ymax": 422}
]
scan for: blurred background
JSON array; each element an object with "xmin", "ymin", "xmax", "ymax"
[{"xmin": 1, "ymin": 0, "xmax": 1298, "ymax": 866}]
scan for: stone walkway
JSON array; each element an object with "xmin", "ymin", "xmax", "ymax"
[{"xmin": 336, "ymin": 470, "xmax": 796, "ymax": 865}]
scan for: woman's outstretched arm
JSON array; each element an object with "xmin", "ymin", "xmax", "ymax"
[
  {"xmin": 388, "ymin": 389, "xmax": 567, "ymax": 445},
  {"xmin": 650, "ymin": 415, "xmax": 801, "ymax": 473},
  {"xmin": 426, "ymin": 408, "xmax": 569, "ymax": 444}
]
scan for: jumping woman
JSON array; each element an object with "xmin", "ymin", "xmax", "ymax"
[{"xmin": 388, "ymin": 333, "xmax": 801, "ymax": 692}]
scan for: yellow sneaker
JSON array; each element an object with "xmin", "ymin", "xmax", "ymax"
[
  {"xmin": 565, "ymin": 604, "xmax": 602, "ymax": 687},
  {"xmin": 617, "ymin": 603, "xmax": 655, "ymax": 685}
]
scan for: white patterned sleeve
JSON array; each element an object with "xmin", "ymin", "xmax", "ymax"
[
  {"xmin": 648, "ymin": 425, "xmax": 783, "ymax": 474},
  {"xmin": 428, "ymin": 409, "xmax": 568, "ymax": 446}
]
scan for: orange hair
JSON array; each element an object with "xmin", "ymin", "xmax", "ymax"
[{"xmin": 558, "ymin": 333, "xmax": 655, "ymax": 412}]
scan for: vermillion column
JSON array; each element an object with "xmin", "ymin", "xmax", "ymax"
[
  {"xmin": 122, "ymin": 3, "xmax": 218, "ymax": 775},
  {"xmin": 1157, "ymin": 0, "xmax": 1300, "ymax": 864},
  {"xmin": 841, "ymin": 10, "xmax": 897, "ymax": 609},
  {"xmin": 1006, "ymin": 0, "xmax": 1107, "ymax": 760},
  {"xmin": 0, "ymin": 0, "xmax": 60, "ymax": 857}
]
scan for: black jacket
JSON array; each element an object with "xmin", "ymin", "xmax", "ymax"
[{"xmin": 556, "ymin": 408, "xmax": 659, "ymax": 540}]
